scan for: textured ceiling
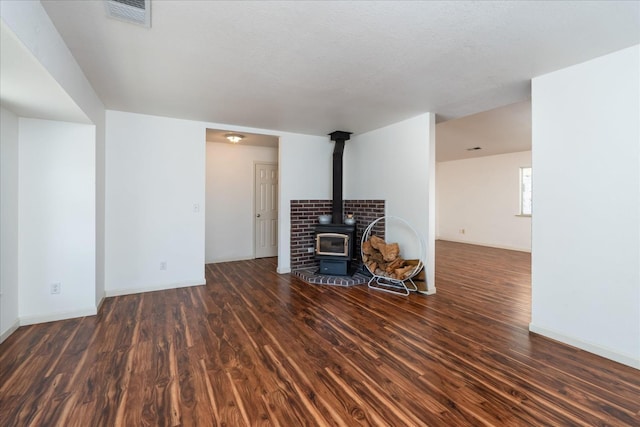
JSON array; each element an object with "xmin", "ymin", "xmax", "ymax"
[
  {"xmin": 436, "ymin": 101, "xmax": 531, "ymax": 162},
  {"xmin": 35, "ymin": 1, "xmax": 640, "ymax": 138}
]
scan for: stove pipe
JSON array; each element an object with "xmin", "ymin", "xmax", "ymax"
[{"xmin": 328, "ymin": 131, "xmax": 352, "ymax": 224}]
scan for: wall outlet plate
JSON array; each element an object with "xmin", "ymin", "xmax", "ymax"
[{"xmin": 51, "ymin": 283, "xmax": 61, "ymax": 294}]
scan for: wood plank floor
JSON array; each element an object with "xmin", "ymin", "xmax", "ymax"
[{"xmin": 1, "ymin": 240, "xmax": 639, "ymax": 426}]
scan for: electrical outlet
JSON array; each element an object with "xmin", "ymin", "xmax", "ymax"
[
  {"xmin": 51, "ymin": 283, "xmax": 61, "ymax": 294},
  {"xmin": 459, "ymin": 228, "xmax": 465, "ymax": 234},
  {"xmin": 160, "ymin": 261, "xmax": 167, "ymax": 270}
]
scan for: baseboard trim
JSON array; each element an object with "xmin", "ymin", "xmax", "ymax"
[
  {"xmin": 20, "ymin": 307, "xmax": 98, "ymax": 326},
  {"xmin": 96, "ymin": 294, "xmax": 105, "ymax": 313},
  {"xmin": 437, "ymin": 238, "xmax": 531, "ymax": 253},
  {"xmin": 205, "ymin": 255, "xmax": 254, "ymax": 264},
  {"xmin": 0, "ymin": 319, "xmax": 20, "ymax": 344},
  {"xmin": 529, "ymin": 323, "xmax": 640, "ymax": 370},
  {"xmin": 105, "ymin": 279, "xmax": 205, "ymax": 297}
]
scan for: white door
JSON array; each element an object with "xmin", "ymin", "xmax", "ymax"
[{"xmin": 255, "ymin": 163, "xmax": 278, "ymax": 258}]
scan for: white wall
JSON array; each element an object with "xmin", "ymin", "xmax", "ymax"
[
  {"xmin": 531, "ymin": 45, "xmax": 640, "ymax": 369},
  {"xmin": 0, "ymin": 107, "xmax": 20, "ymax": 341},
  {"xmin": 95, "ymin": 112, "xmax": 106, "ymax": 307},
  {"xmin": 18, "ymin": 118, "xmax": 96, "ymax": 324},
  {"xmin": 206, "ymin": 142, "xmax": 277, "ymax": 263},
  {"xmin": 106, "ymin": 110, "xmax": 331, "ymax": 287},
  {"xmin": 345, "ymin": 113, "xmax": 436, "ymax": 293},
  {"xmin": 105, "ymin": 111, "xmax": 206, "ymax": 295},
  {"xmin": 1, "ymin": 0, "xmax": 107, "ymax": 310},
  {"xmin": 277, "ymin": 134, "xmax": 333, "ymax": 273},
  {"xmin": 437, "ymin": 151, "xmax": 532, "ymax": 252}
]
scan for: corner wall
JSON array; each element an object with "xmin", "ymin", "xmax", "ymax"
[
  {"xmin": 277, "ymin": 134, "xmax": 332, "ymax": 273},
  {"xmin": 0, "ymin": 107, "xmax": 20, "ymax": 341},
  {"xmin": 345, "ymin": 113, "xmax": 436, "ymax": 293},
  {"xmin": 531, "ymin": 45, "xmax": 640, "ymax": 368},
  {"xmin": 1, "ymin": 0, "xmax": 107, "ymax": 319},
  {"xmin": 437, "ymin": 151, "xmax": 532, "ymax": 252}
]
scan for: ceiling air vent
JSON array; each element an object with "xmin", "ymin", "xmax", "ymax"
[{"xmin": 105, "ymin": 0, "xmax": 151, "ymax": 28}]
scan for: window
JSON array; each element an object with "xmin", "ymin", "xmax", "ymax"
[{"xmin": 519, "ymin": 167, "xmax": 532, "ymax": 216}]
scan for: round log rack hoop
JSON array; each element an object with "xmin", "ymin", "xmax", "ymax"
[{"xmin": 360, "ymin": 216, "xmax": 425, "ymax": 296}]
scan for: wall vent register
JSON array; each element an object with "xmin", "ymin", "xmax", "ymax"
[{"xmin": 105, "ymin": 0, "xmax": 151, "ymax": 27}]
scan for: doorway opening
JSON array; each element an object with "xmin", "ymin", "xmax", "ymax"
[
  {"xmin": 434, "ymin": 100, "xmax": 532, "ymax": 324},
  {"xmin": 205, "ymin": 129, "xmax": 279, "ymax": 264}
]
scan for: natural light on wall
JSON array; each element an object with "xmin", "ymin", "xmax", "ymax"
[{"xmin": 520, "ymin": 167, "xmax": 532, "ymax": 215}]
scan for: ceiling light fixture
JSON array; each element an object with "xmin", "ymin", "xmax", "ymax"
[{"xmin": 226, "ymin": 134, "xmax": 245, "ymax": 144}]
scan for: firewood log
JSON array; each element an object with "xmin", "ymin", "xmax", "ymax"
[
  {"xmin": 379, "ymin": 242, "xmax": 400, "ymax": 262},
  {"xmin": 370, "ymin": 252, "xmax": 384, "ymax": 264},
  {"xmin": 369, "ymin": 235, "xmax": 386, "ymax": 250},
  {"xmin": 385, "ymin": 258, "xmax": 405, "ymax": 273},
  {"xmin": 362, "ymin": 240, "xmax": 374, "ymax": 255},
  {"xmin": 395, "ymin": 264, "xmax": 415, "ymax": 279}
]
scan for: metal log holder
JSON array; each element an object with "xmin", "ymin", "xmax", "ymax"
[{"xmin": 361, "ymin": 216, "xmax": 425, "ymax": 296}]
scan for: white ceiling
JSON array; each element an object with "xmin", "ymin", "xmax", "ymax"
[
  {"xmin": 206, "ymin": 128, "xmax": 278, "ymax": 148},
  {"xmin": 1, "ymin": 0, "xmax": 635, "ymax": 163},
  {"xmin": 38, "ymin": 1, "xmax": 639, "ymax": 138},
  {"xmin": 436, "ymin": 100, "xmax": 531, "ymax": 162}
]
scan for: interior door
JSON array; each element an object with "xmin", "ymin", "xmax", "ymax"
[{"xmin": 255, "ymin": 163, "xmax": 278, "ymax": 258}]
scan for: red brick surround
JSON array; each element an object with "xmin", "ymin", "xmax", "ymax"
[{"xmin": 290, "ymin": 200, "xmax": 385, "ymax": 270}]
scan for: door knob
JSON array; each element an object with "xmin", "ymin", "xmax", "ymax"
[{"xmin": 256, "ymin": 214, "xmax": 261, "ymax": 218}]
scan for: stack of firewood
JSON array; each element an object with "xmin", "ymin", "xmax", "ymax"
[{"xmin": 362, "ymin": 235, "xmax": 415, "ymax": 280}]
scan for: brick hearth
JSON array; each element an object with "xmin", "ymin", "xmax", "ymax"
[{"xmin": 292, "ymin": 268, "xmax": 370, "ymax": 286}]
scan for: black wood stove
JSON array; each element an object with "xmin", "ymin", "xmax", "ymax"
[
  {"xmin": 314, "ymin": 131, "xmax": 355, "ymax": 276},
  {"xmin": 314, "ymin": 223, "xmax": 355, "ymax": 275}
]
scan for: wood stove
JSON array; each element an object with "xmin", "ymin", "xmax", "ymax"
[
  {"xmin": 314, "ymin": 130, "xmax": 354, "ymax": 276},
  {"xmin": 316, "ymin": 233, "xmax": 350, "ymax": 257},
  {"xmin": 314, "ymin": 224, "xmax": 355, "ymax": 275}
]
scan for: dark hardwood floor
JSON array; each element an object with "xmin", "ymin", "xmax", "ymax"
[{"xmin": 1, "ymin": 241, "xmax": 639, "ymax": 426}]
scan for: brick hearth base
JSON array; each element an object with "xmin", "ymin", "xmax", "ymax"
[{"xmin": 292, "ymin": 268, "xmax": 370, "ymax": 287}]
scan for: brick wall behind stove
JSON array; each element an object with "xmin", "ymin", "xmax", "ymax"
[
  {"xmin": 344, "ymin": 200, "xmax": 386, "ymax": 267},
  {"xmin": 290, "ymin": 200, "xmax": 385, "ymax": 270},
  {"xmin": 290, "ymin": 200, "xmax": 332, "ymax": 269}
]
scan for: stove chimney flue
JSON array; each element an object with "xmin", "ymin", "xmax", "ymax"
[{"xmin": 328, "ymin": 131, "xmax": 352, "ymax": 224}]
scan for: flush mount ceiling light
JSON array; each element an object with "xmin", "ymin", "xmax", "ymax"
[{"xmin": 226, "ymin": 134, "xmax": 245, "ymax": 144}]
